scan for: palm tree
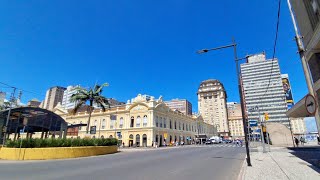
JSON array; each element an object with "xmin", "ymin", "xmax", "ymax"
[{"xmin": 70, "ymin": 83, "xmax": 110, "ymax": 134}]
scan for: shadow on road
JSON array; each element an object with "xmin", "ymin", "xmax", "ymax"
[
  {"xmin": 211, "ymin": 156, "xmax": 244, "ymax": 161},
  {"xmin": 287, "ymin": 146, "xmax": 320, "ymax": 173}
]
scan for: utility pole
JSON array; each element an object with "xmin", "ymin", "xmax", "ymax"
[
  {"xmin": 257, "ymin": 107, "xmax": 266, "ymax": 153},
  {"xmin": 197, "ymin": 38, "xmax": 252, "ymax": 166},
  {"xmin": 2, "ymin": 87, "xmax": 16, "ymax": 146},
  {"xmin": 287, "ymin": 0, "xmax": 320, "ymax": 136}
]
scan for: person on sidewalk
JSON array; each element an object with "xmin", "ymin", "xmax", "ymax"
[
  {"xmin": 294, "ymin": 137, "xmax": 299, "ymax": 147},
  {"xmin": 300, "ymin": 136, "xmax": 305, "ymax": 146}
]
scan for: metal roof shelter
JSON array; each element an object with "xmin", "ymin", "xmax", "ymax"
[{"xmin": 0, "ymin": 107, "xmax": 68, "ymax": 143}]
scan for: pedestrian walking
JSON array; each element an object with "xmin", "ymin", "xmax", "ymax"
[
  {"xmin": 300, "ymin": 136, "xmax": 305, "ymax": 146},
  {"xmin": 294, "ymin": 137, "xmax": 299, "ymax": 147}
]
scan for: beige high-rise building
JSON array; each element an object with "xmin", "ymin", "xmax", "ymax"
[
  {"xmin": 227, "ymin": 102, "xmax": 244, "ymax": 138},
  {"xmin": 197, "ymin": 79, "xmax": 229, "ymax": 136},
  {"xmin": 43, "ymin": 86, "xmax": 66, "ymax": 111},
  {"xmin": 164, "ymin": 99, "xmax": 192, "ymax": 115},
  {"xmin": 290, "ymin": 118, "xmax": 307, "ymax": 135}
]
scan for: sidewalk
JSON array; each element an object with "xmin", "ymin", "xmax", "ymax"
[{"xmin": 241, "ymin": 144, "xmax": 320, "ymax": 180}]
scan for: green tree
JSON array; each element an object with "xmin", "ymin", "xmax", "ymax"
[
  {"xmin": 70, "ymin": 83, "xmax": 110, "ymax": 134},
  {"xmin": 0, "ymin": 102, "xmax": 11, "ymax": 111}
]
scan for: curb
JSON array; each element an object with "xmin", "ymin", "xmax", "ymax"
[{"xmin": 237, "ymin": 158, "xmax": 247, "ymax": 180}]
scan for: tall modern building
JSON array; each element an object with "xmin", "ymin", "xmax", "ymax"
[
  {"xmin": 43, "ymin": 86, "xmax": 66, "ymax": 111},
  {"xmin": 164, "ymin": 99, "xmax": 192, "ymax": 115},
  {"xmin": 197, "ymin": 79, "xmax": 229, "ymax": 136},
  {"xmin": 62, "ymin": 85, "xmax": 80, "ymax": 110},
  {"xmin": 227, "ymin": 102, "xmax": 244, "ymax": 138},
  {"xmin": 240, "ymin": 53, "xmax": 288, "ymax": 126}
]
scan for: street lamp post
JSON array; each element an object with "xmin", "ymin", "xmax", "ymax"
[{"xmin": 197, "ymin": 39, "xmax": 252, "ymax": 166}]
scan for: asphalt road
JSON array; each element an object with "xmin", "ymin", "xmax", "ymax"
[{"xmin": 0, "ymin": 145, "xmax": 245, "ymax": 180}]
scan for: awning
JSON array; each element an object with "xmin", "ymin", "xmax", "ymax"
[{"xmin": 286, "ymin": 95, "xmax": 314, "ymax": 118}]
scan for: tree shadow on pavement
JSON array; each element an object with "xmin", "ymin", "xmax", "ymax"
[{"xmin": 287, "ymin": 146, "xmax": 320, "ymax": 173}]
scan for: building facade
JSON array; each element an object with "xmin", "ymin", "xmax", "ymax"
[
  {"xmin": 164, "ymin": 99, "xmax": 192, "ymax": 115},
  {"xmin": 287, "ymin": 0, "xmax": 320, "ymax": 133},
  {"xmin": 0, "ymin": 92, "xmax": 5, "ymax": 107},
  {"xmin": 27, "ymin": 98, "xmax": 41, "ymax": 107},
  {"xmin": 54, "ymin": 94, "xmax": 216, "ymax": 147},
  {"xmin": 197, "ymin": 79, "xmax": 229, "ymax": 136},
  {"xmin": 290, "ymin": 117, "xmax": 307, "ymax": 135},
  {"xmin": 227, "ymin": 102, "xmax": 244, "ymax": 138},
  {"xmin": 43, "ymin": 86, "xmax": 66, "ymax": 111},
  {"xmin": 241, "ymin": 53, "xmax": 289, "ymax": 126},
  {"xmin": 62, "ymin": 85, "xmax": 79, "ymax": 110}
]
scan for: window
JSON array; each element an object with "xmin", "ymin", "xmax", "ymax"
[
  {"xmin": 170, "ymin": 120, "xmax": 172, "ymax": 129},
  {"xmin": 183, "ymin": 123, "xmax": 184, "ymax": 130},
  {"xmin": 156, "ymin": 116, "xmax": 159, "ymax": 127},
  {"xmin": 303, "ymin": 0, "xmax": 320, "ymax": 29},
  {"xmin": 179, "ymin": 122, "xmax": 181, "ymax": 130},
  {"xmin": 143, "ymin": 115, "xmax": 147, "ymax": 127},
  {"xmin": 110, "ymin": 119, "xmax": 114, "ymax": 129},
  {"xmin": 174, "ymin": 121, "xmax": 177, "ymax": 129},
  {"xmin": 308, "ymin": 53, "xmax": 320, "ymax": 83},
  {"xmin": 119, "ymin": 117, "xmax": 124, "ymax": 128},
  {"xmin": 136, "ymin": 116, "xmax": 141, "ymax": 127},
  {"xmin": 164, "ymin": 118, "xmax": 166, "ymax": 128},
  {"xmin": 94, "ymin": 120, "xmax": 97, "ymax": 127},
  {"xmin": 130, "ymin": 116, "xmax": 134, "ymax": 128},
  {"xmin": 160, "ymin": 117, "xmax": 163, "ymax": 128},
  {"xmin": 101, "ymin": 119, "xmax": 106, "ymax": 129}
]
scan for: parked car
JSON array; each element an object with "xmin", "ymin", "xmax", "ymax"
[{"xmin": 205, "ymin": 140, "xmax": 212, "ymax": 144}]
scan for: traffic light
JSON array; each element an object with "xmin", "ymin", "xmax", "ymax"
[{"xmin": 264, "ymin": 112, "xmax": 269, "ymax": 121}]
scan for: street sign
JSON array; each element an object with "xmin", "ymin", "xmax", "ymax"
[
  {"xmin": 248, "ymin": 120, "xmax": 258, "ymax": 127},
  {"xmin": 90, "ymin": 126, "xmax": 96, "ymax": 134},
  {"xmin": 305, "ymin": 94, "xmax": 317, "ymax": 115}
]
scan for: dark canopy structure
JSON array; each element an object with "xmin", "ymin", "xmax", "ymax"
[{"xmin": 0, "ymin": 107, "xmax": 68, "ymax": 143}]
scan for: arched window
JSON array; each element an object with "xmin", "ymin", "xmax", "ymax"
[
  {"xmin": 101, "ymin": 135, "xmax": 104, "ymax": 139},
  {"xmin": 101, "ymin": 119, "xmax": 106, "ymax": 129},
  {"xmin": 130, "ymin": 116, "xmax": 134, "ymax": 127},
  {"xmin": 143, "ymin": 115, "xmax": 147, "ymax": 127},
  {"xmin": 169, "ymin": 120, "xmax": 172, "ymax": 129},
  {"xmin": 119, "ymin": 117, "xmax": 124, "ymax": 128},
  {"xmin": 109, "ymin": 135, "xmax": 113, "ymax": 138},
  {"xmin": 156, "ymin": 116, "xmax": 159, "ymax": 127},
  {"xmin": 174, "ymin": 121, "xmax": 177, "ymax": 129},
  {"xmin": 136, "ymin": 116, "xmax": 141, "ymax": 127},
  {"xmin": 160, "ymin": 117, "xmax": 163, "ymax": 128},
  {"xmin": 163, "ymin": 118, "xmax": 166, "ymax": 128}
]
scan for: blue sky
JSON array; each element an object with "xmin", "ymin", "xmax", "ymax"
[{"xmin": 0, "ymin": 1, "xmax": 316, "ymax": 131}]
